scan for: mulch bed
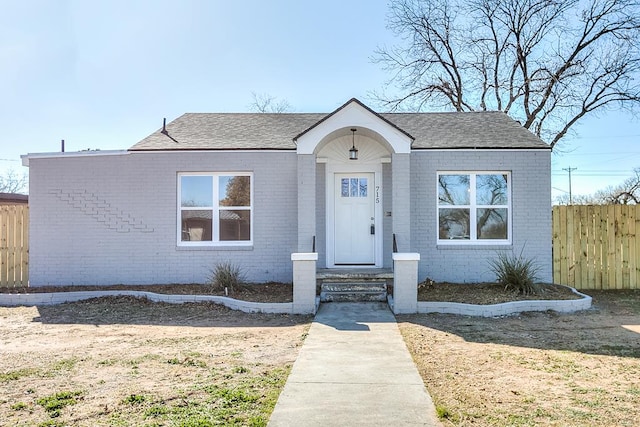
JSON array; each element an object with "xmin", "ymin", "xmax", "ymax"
[
  {"xmin": 0, "ymin": 282, "xmax": 294, "ymax": 303},
  {"xmin": 417, "ymin": 281, "xmax": 582, "ymax": 304},
  {"xmin": 1, "ymin": 281, "xmax": 583, "ymax": 305}
]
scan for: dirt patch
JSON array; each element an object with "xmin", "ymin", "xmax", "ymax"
[
  {"xmin": 0, "ymin": 282, "xmax": 293, "ymax": 303},
  {"xmin": 399, "ymin": 290, "xmax": 640, "ymax": 426},
  {"xmin": 417, "ymin": 281, "xmax": 581, "ymax": 304},
  {"xmin": 0, "ymin": 297, "xmax": 311, "ymax": 426}
]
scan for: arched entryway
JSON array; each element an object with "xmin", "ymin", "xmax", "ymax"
[{"xmin": 294, "ymin": 98, "xmax": 414, "ymax": 269}]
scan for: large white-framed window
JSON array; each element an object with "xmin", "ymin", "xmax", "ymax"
[
  {"xmin": 437, "ymin": 172, "xmax": 511, "ymax": 244},
  {"xmin": 178, "ymin": 172, "xmax": 252, "ymax": 245}
]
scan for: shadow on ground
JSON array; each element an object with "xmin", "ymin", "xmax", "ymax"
[{"xmin": 398, "ymin": 290, "xmax": 640, "ymax": 358}]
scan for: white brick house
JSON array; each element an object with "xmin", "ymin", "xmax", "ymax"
[{"xmin": 22, "ymin": 98, "xmax": 552, "ymax": 286}]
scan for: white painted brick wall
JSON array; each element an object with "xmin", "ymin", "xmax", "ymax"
[
  {"xmin": 315, "ymin": 163, "xmax": 327, "ymax": 268},
  {"xmin": 411, "ymin": 150, "xmax": 552, "ymax": 283},
  {"xmin": 392, "ymin": 153, "xmax": 412, "ymax": 251},
  {"xmin": 29, "ymin": 151, "xmax": 298, "ymax": 286},
  {"xmin": 297, "ymin": 155, "xmax": 315, "ymax": 252},
  {"xmin": 382, "ymin": 163, "xmax": 393, "ymax": 268},
  {"xmin": 28, "ymin": 148, "xmax": 551, "ymax": 287}
]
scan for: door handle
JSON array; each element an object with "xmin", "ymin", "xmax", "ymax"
[{"xmin": 370, "ymin": 224, "xmax": 375, "ymax": 235}]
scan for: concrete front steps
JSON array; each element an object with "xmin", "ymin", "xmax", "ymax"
[
  {"xmin": 320, "ymin": 281, "xmax": 388, "ymax": 302},
  {"xmin": 317, "ymin": 268, "xmax": 393, "ymax": 303}
]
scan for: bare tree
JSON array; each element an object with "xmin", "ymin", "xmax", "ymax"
[
  {"xmin": 0, "ymin": 169, "xmax": 27, "ymax": 194},
  {"xmin": 374, "ymin": 0, "xmax": 640, "ymax": 148},
  {"xmin": 556, "ymin": 167, "xmax": 640, "ymax": 204},
  {"xmin": 220, "ymin": 176, "xmax": 250, "ymax": 207},
  {"xmin": 247, "ymin": 92, "xmax": 292, "ymax": 113}
]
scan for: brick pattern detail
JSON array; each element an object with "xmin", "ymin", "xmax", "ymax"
[
  {"xmin": 28, "ymin": 151, "xmax": 298, "ymax": 286},
  {"xmin": 49, "ymin": 189, "xmax": 154, "ymax": 233}
]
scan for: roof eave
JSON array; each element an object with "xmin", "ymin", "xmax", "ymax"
[
  {"xmin": 411, "ymin": 145, "xmax": 551, "ymax": 150},
  {"xmin": 127, "ymin": 147, "xmax": 297, "ymax": 152}
]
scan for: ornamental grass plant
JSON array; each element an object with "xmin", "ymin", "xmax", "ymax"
[
  {"xmin": 488, "ymin": 249, "xmax": 540, "ymax": 295},
  {"xmin": 209, "ymin": 261, "xmax": 246, "ymax": 293}
]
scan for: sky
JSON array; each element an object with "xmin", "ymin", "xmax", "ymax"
[{"xmin": 1, "ymin": 0, "xmax": 638, "ymax": 202}]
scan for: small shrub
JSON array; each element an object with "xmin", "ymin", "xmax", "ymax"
[
  {"xmin": 0, "ymin": 368, "xmax": 37, "ymax": 382},
  {"xmin": 167, "ymin": 357, "xmax": 207, "ymax": 368},
  {"xmin": 145, "ymin": 404, "xmax": 169, "ymax": 418},
  {"xmin": 36, "ymin": 390, "xmax": 82, "ymax": 417},
  {"xmin": 436, "ymin": 404, "xmax": 455, "ymax": 420},
  {"xmin": 489, "ymin": 248, "xmax": 540, "ymax": 295},
  {"xmin": 233, "ymin": 366, "xmax": 248, "ymax": 374},
  {"xmin": 11, "ymin": 402, "xmax": 27, "ymax": 411},
  {"xmin": 122, "ymin": 394, "xmax": 147, "ymax": 405},
  {"xmin": 209, "ymin": 261, "xmax": 246, "ymax": 292}
]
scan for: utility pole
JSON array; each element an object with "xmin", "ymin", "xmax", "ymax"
[{"xmin": 563, "ymin": 166, "xmax": 577, "ymax": 204}]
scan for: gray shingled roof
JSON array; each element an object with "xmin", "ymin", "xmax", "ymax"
[{"xmin": 129, "ymin": 109, "xmax": 548, "ymax": 151}]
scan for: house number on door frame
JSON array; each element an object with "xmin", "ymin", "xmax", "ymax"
[{"xmin": 375, "ymin": 186, "xmax": 380, "ymax": 203}]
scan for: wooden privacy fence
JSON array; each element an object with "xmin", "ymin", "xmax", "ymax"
[
  {"xmin": 553, "ymin": 205, "xmax": 640, "ymax": 290},
  {"xmin": 0, "ymin": 205, "xmax": 28, "ymax": 287}
]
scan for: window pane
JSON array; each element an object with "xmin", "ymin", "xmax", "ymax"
[
  {"xmin": 477, "ymin": 208, "xmax": 508, "ymax": 239},
  {"xmin": 359, "ymin": 178, "xmax": 368, "ymax": 197},
  {"xmin": 181, "ymin": 210, "xmax": 212, "ymax": 241},
  {"xmin": 439, "ymin": 208, "xmax": 470, "ymax": 240},
  {"xmin": 350, "ymin": 178, "xmax": 358, "ymax": 197},
  {"xmin": 476, "ymin": 174, "xmax": 508, "ymax": 205},
  {"xmin": 438, "ymin": 175, "xmax": 470, "ymax": 205},
  {"xmin": 219, "ymin": 210, "xmax": 251, "ymax": 241},
  {"xmin": 341, "ymin": 178, "xmax": 349, "ymax": 197},
  {"xmin": 181, "ymin": 176, "xmax": 213, "ymax": 207},
  {"xmin": 220, "ymin": 176, "xmax": 250, "ymax": 207}
]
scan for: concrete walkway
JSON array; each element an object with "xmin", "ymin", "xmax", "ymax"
[{"xmin": 268, "ymin": 302, "xmax": 441, "ymax": 426}]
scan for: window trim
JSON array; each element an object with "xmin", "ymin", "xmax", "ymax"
[
  {"xmin": 437, "ymin": 171, "xmax": 512, "ymax": 245},
  {"xmin": 177, "ymin": 172, "xmax": 253, "ymax": 247}
]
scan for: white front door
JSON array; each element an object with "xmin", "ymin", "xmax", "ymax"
[{"xmin": 334, "ymin": 173, "xmax": 375, "ymax": 265}]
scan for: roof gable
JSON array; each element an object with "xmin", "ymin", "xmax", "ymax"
[
  {"xmin": 294, "ymin": 98, "xmax": 414, "ymax": 155},
  {"xmin": 293, "ymin": 98, "xmax": 414, "ymax": 142}
]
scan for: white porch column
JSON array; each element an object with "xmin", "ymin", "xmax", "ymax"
[
  {"xmin": 297, "ymin": 154, "xmax": 316, "ymax": 252},
  {"xmin": 392, "ymin": 253, "xmax": 420, "ymax": 314},
  {"xmin": 291, "ymin": 252, "xmax": 318, "ymax": 314},
  {"xmin": 391, "ymin": 153, "xmax": 411, "ymax": 251}
]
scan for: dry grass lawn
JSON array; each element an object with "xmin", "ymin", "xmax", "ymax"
[
  {"xmin": 0, "ymin": 297, "xmax": 311, "ymax": 426},
  {"xmin": 2, "ymin": 288, "xmax": 638, "ymax": 426},
  {"xmin": 399, "ymin": 290, "xmax": 640, "ymax": 426}
]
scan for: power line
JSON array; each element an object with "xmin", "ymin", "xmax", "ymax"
[
  {"xmin": 552, "ymin": 169, "xmax": 631, "ymax": 173},
  {"xmin": 551, "ymin": 172, "xmax": 630, "ymax": 177},
  {"xmin": 567, "ymin": 134, "xmax": 640, "ymax": 140},
  {"xmin": 556, "ymin": 151, "xmax": 640, "ymax": 156}
]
